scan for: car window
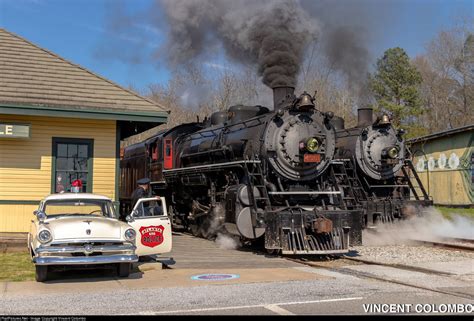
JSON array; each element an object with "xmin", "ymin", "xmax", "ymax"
[
  {"xmin": 135, "ymin": 199, "xmax": 163, "ymax": 217},
  {"xmin": 43, "ymin": 200, "xmax": 117, "ymax": 218}
]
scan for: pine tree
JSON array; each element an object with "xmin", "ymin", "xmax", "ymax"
[{"xmin": 370, "ymin": 47, "xmax": 424, "ymax": 136}]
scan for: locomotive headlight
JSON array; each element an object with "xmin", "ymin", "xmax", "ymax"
[
  {"xmin": 306, "ymin": 137, "xmax": 319, "ymax": 153},
  {"xmin": 387, "ymin": 147, "xmax": 399, "ymax": 159}
]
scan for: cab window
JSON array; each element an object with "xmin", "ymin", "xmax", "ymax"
[{"xmin": 135, "ymin": 199, "xmax": 164, "ymax": 217}]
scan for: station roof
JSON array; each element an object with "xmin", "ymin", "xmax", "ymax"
[
  {"xmin": 408, "ymin": 124, "xmax": 474, "ymax": 144},
  {"xmin": 0, "ymin": 28, "xmax": 168, "ymax": 123}
]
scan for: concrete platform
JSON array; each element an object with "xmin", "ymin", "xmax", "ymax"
[
  {"xmin": 1, "ymin": 233, "xmax": 328, "ymax": 297},
  {"xmin": 167, "ymin": 233, "xmax": 301, "ymax": 269}
]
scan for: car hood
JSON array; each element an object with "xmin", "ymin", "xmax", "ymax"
[{"xmin": 44, "ymin": 216, "xmax": 126, "ymax": 240}]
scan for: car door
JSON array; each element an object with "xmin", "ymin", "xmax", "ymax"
[{"xmin": 128, "ymin": 197, "xmax": 172, "ymax": 256}]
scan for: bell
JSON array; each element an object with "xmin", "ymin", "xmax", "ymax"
[
  {"xmin": 380, "ymin": 114, "xmax": 391, "ymax": 125},
  {"xmin": 296, "ymin": 92, "xmax": 315, "ymax": 110}
]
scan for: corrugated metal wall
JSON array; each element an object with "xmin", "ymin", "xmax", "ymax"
[{"xmin": 411, "ymin": 130, "xmax": 473, "ymax": 206}]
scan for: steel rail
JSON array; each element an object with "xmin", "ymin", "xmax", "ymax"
[{"xmin": 410, "ymin": 239, "xmax": 474, "ymax": 252}]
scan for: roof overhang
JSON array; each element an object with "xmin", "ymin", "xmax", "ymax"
[
  {"xmin": 407, "ymin": 125, "xmax": 474, "ymax": 145},
  {"xmin": 0, "ymin": 103, "xmax": 169, "ymax": 123}
]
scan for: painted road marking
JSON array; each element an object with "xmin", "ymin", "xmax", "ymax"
[
  {"xmin": 137, "ymin": 297, "xmax": 364, "ymax": 315},
  {"xmin": 264, "ymin": 304, "xmax": 295, "ymax": 315}
]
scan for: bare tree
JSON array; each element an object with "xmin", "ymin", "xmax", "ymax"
[{"xmin": 414, "ymin": 22, "xmax": 474, "ymax": 132}]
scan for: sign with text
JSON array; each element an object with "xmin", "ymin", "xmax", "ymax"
[{"xmin": 0, "ymin": 123, "xmax": 31, "ymax": 138}]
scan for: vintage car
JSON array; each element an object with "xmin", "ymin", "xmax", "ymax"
[{"xmin": 28, "ymin": 193, "xmax": 172, "ymax": 282}]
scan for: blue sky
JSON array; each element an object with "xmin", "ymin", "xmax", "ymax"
[{"xmin": 0, "ymin": 0, "xmax": 472, "ymax": 91}]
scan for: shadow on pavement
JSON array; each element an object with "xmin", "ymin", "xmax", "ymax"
[{"xmin": 43, "ymin": 263, "xmax": 145, "ymax": 284}]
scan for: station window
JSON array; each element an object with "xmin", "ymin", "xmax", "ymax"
[{"xmin": 52, "ymin": 138, "xmax": 94, "ymax": 193}]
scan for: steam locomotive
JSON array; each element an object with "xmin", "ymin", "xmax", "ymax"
[
  {"xmin": 331, "ymin": 108, "xmax": 432, "ymax": 227},
  {"xmin": 121, "ymin": 87, "xmax": 363, "ymax": 255},
  {"xmin": 119, "ymin": 86, "xmax": 431, "ymax": 254}
]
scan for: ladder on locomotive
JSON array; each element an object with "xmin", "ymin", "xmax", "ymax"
[
  {"xmin": 401, "ymin": 159, "xmax": 430, "ymax": 201},
  {"xmin": 330, "ymin": 159, "xmax": 367, "ymax": 209},
  {"xmin": 243, "ymin": 161, "xmax": 272, "ymax": 226}
]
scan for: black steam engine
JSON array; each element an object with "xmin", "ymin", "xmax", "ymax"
[
  {"xmin": 332, "ymin": 108, "xmax": 432, "ymax": 227},
  {"xmin": 120, "ymin": 86, "xmax": 431, "ymax": 255},
  {"xmin": 164, "ymin": 87, "xmax": 362, "ymax": 254}
]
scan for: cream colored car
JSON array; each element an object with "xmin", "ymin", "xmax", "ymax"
[{"xmin": 29, "ymin": 193, "xmax": 172, "ymax": 282}]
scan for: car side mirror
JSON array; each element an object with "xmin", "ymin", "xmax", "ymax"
[{"xmin": 126, "ymin": 215, "xmax": 134, "ymax": 222}]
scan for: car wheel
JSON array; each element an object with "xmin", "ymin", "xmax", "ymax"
[
  {"xmin": 117, "ymin": 263, "xmax": 131, "ymax": 278},
  {"xmin": 35, "ymin": 265, "xmax": 48, "ymax": 282}
]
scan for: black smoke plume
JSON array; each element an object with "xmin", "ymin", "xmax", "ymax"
[{"xmin": 160, "ymin": 0, "xmax": 318, "ymax": 88}]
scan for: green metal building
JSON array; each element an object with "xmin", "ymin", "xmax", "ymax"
[{"xmin": 408, "ymin": 125, "xmax": 474, "ymax": 207}]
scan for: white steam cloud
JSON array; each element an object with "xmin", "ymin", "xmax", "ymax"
[
  {"xmin": 363, "ymin": 207, "xmax": 474, "ymax": 246},
  {"xmin": 215, "ymin": 233, "xmax": 242, "ymax": 250}
]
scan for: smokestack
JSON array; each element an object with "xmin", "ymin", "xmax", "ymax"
[
  {"xmin": 273, "ymin": 86, "xmax": 295, "ymax": 110},
  {"xmin": 357, "ymin": 107, "xmax": 373, "ymax": 127}
]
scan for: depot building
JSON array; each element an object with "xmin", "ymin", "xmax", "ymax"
[
  {"xmin": 409, "ymin": 125, "xmax": 473, "ymax": 207},
  {"xmin": 0, "ymin": 28, "xmax": 168, "ymax": 232}
]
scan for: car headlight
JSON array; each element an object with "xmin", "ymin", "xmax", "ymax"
[
  {"xmin": 306, "ymin": 137, "xmax": 319, "ymax": 153},
  {"xmin": 38, "ymin": 230, "xmax": 52, "ymax": 243},
  {"xmin": 125, "ymin": 228, "xmax": 136, "ymax": 241}
]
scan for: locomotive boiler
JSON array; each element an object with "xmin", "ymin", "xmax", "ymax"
[
  {"xmin": 333, "ymin": 108, "xmax": 432, "ymax": 227},
  {"xmin": 162, "ymin": 87, "xmax": 363, "ymax": 254}
]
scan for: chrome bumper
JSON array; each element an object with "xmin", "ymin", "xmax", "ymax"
[
  {"xmin": 33, "ymin": 243, "xmax": 138, "ymax": 266},
  {"xmin": 35, "ymin": 244, "xmax": 136, "ymax": 254},
  {"xmin": 33, "ymin": 254, "xmax": 139, "ymax": 265}
]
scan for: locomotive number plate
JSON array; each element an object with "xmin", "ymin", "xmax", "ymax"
[{"xmin": 304, "ymin": 154, "xmax": 321, "ymax": 163}]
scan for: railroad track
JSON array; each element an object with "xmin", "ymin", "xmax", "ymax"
[
  {"xmin": 177, "ymin": 230, "xmax": 473, "ymax": 300},
  {"xmin": 410, "ymin": 238, "xmax": 474, "ymax": 252},
  {"xmin": 443, "ymin": 237, "xmax": 474, "ymax": 244},
  {"xmin": 283, "ymin": 255, "xmax": 473, "ymax": 301}
]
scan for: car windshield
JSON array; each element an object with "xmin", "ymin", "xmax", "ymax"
[{"xmin": 42, "ymin": 199, "xmax": 117, "ymax": 218}]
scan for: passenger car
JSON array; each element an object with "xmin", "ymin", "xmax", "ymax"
[{"xmin": 29, "ymin": 193, "xmax": 172, "ymax": 282}]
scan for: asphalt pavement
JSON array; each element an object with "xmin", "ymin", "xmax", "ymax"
[{"xmin": 0, "ymin": 234, "xmax": 472, "ymax": 315}]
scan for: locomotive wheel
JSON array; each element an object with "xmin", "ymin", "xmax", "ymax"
[
  {"xmin": 190, "ymin": 224, "xmax": 202, "ymax": 237},
  {"xmin": 201, "ymin": 226, "xmax": 213, "ymax": 240},
  {"xmin": 200, "ymin": 218, "xmax": 220, "ymax": 240}
]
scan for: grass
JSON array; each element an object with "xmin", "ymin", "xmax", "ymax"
[
  {"xmin": 0, "ymin": 252, "xmax": 35, "ymax": 282},
  {"xmin": 435, "ymin": 206, "xmax": 474, "ymax": 220}
]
